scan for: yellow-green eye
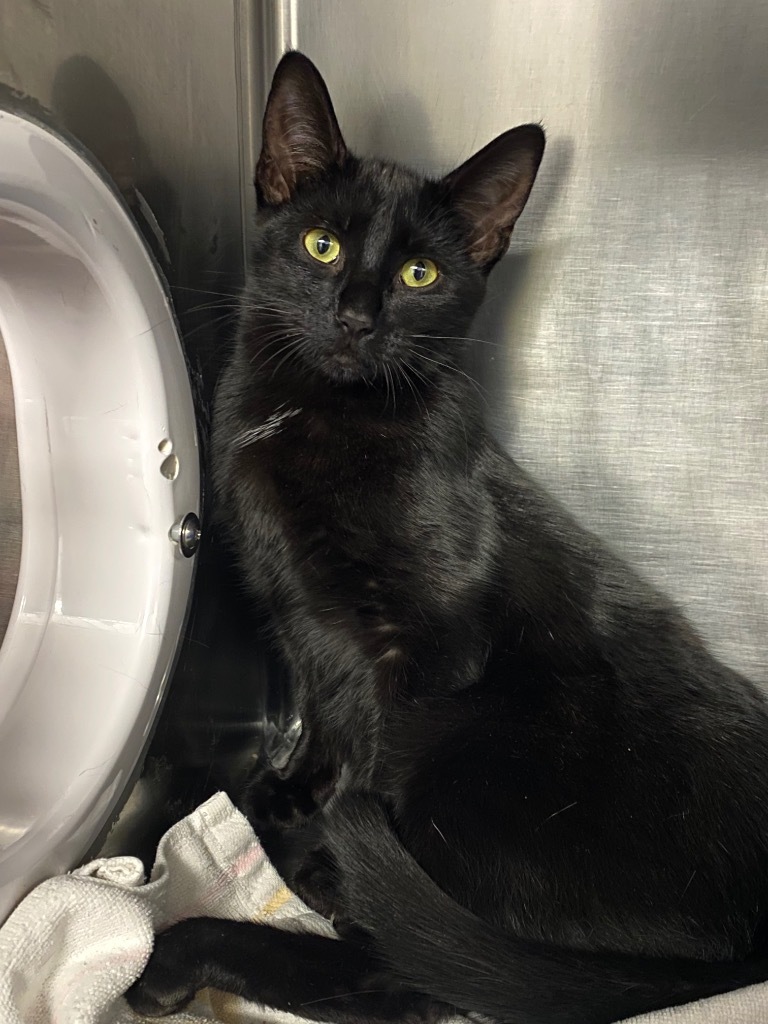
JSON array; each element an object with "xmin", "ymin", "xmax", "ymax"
[
  {"xmin": 400, "ymin": 258, "xmax": 439, "ymax": 288},
  {"xmin": 304, "ymin": 228, "xmax": 341, "ymax": 264}
]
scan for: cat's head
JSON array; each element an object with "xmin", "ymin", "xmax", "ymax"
[{"xmin": 242, "ymin": 51, "xmax": 544, "ymax": 389}]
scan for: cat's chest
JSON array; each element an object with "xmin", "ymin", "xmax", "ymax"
[
  {"xmin": 233, "ymin": 410, "xmax": 411, "ymax": 587},
  {"xmin": 231, "ymin": 409, "xmax": 486, "ymax": 613},
  {"xmin": 227, "ymin": 406, "xmax": 494, "ymax": 703},
  {"xmin": 234, "ymin": 408, "xmax": 401, "ymax": 533}
]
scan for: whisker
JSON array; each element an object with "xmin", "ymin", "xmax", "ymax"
[
  {"xmin": 391, "ymin": 364, "xmax": 398, "ymax": 415},
  {"xmin": 240, "ymin": 297, "xmax": 307, "ymax": 314},
  {"xmin": 249, "ymin": 337, "xmax": 296, "ymax": 363},
  {"xmin": 403, "ymin": 359, "xmax": 432, "ymax": 393},
  {"xmin": 247, "ymin": 326, "xmax": 306, "ymax": 358},
  {"xmin": 183, "ymin": 299, "xmax": 242, "ymax": 315},
  {"xmin": 300, "ymin": 989, "xmax": 389, "ymax": 1008},
  {"xmin": 268, "ymin": 336, "xmax": 312, "ymax": 379},
  {"xmin": 383, "ymin": 362, "xmax": 392, "ymax": 414},
  {"xmin": 400, "ymin": 361, "xmax": 432, "ymax": 422},
  {"xmin": 180, "ymin": 308, "xmax": 240, "ymax": 342},
  {"xmin": 248, "ymin": 330, "xmax": 305, "ymax": 369},
  {"xmin": 410, "ymin": 332, "xmax": 498, "ymax": 347},
  {"xmin": 244, "ymin": 302, "xmax": 306, "ymax": 314},
  {"xmin": 409, "ymin": 344, "xmax": 489, "ymax": 408},
  {"xmin": 397, "ymin": 362, "xmax": 430, "ymax": 422},
  {"xmin": 171, "ymin": 283, "xmax": 242, "ymax": 299}
]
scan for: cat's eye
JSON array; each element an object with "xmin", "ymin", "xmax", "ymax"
[
  {"xmin": 400, "ymin": 258, "xmax": 439, "ymax": 289},
  {"xmin": 304, "ymin": 228, "xmax": 341, "ymax": 264}
]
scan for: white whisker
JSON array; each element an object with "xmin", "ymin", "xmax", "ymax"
[{"xmin": 410, "ymin": 331, "xmax": 498, "ymax": 347}]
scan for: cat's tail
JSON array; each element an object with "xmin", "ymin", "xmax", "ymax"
[{"xmin": 322, "ymin": 792, "xmax": 768, "ymax": 1024}]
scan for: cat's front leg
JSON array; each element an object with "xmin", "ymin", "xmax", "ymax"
[{"xmin": 126, "ymin": 917, "xmax": 430, "ymax": 1023}]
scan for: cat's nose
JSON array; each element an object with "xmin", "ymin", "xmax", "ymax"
[
  {"xmin": 336, "ymin": 282, "xmax": 380, "ymax": 338},
  {"xmin": 336, "ymin": 308, "xmax": 374, "ymax": 337}
]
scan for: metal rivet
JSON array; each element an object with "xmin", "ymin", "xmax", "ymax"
[{"xmin": 170, "ymin": 512, "xmax": 201, "ymax": 557}]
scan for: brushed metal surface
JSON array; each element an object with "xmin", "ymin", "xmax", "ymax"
[
  {"xmin": 0, "ymin": 0, "xmax": 245, "ymax": 343},
  {"xmin": 0, "ymin": 330, "xmax": 21, "ymax": 647},
  {"xmin": 281, "ymin": 0, "xmax": 768, "ymax": 685}
]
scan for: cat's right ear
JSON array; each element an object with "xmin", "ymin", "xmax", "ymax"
[{"xmin": 255, "ymin": 51, "xmax": 347, "ymax": 207}]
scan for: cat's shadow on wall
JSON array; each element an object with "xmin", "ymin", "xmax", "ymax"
[
  {"xmin": 50, "ymin": 57, "xmax": 181, "ymax": 279},
  {"xmin": 473, "ymin": 136, "xmax": 573, "ymax": 443},
  {"xmin": 364, "ymin": 93, "xmax": 573, "ymax": 444}
]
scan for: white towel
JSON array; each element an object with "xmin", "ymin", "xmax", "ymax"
[
  {"xmin": 0, "ymin": 791, "xmax": 765, "ymax": 1024},
  {"xmin": 0, "ymin": 792, "xmax": 334, "ymax": 1024}
]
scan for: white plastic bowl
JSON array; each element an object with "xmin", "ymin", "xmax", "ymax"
[{"xmin": 0, "ymin": 109, "xmax": 200, "ymax": 922}]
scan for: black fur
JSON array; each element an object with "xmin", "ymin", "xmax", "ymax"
[{"xmin": 128, "ymin": 52, "xmax": 768, "ymax": 1023}]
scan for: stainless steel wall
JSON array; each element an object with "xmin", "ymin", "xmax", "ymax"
[
  {"xmin": 2, "ymin": 0, "xmax": 765, "ymax": 701},
  {"xmin": 0, "ymin": 0, "xmax": 245, "ymax": 340}
]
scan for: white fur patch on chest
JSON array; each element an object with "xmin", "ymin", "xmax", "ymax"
[{"xmin": 233, "ymin": 405, "xmax": 302, "ymax": 449}]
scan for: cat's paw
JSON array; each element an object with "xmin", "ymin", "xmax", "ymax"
[
  {"xmin": 293, "ymin": 845, "xmax": 341, "ymax": 918},
  {"xmin": 125, "ymin": 920, "xmax": 208, "ymax": 1017},
  {"xmin": 242, "ymin": 769, "xmax": 319, "ymax": 831}
]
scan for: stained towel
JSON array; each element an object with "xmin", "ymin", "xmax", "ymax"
[{"xmin": 0, "ymin": 791, "xmax": 764, "ymax": 1024}]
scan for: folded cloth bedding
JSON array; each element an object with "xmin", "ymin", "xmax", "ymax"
[{"xmin": 0, "ymin": 791, "xmax": 763, "ymax": 1024}]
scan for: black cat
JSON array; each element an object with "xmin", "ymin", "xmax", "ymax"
[{"xmin": 128, "ymin": 52, "xmax": 768, "ymax": 1024}]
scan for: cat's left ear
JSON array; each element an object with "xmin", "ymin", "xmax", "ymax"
[
  {"xmin": 443, "ymin": 124, "xmax": 545, "ymax": 271},
  {"xmin": 255, "ymin": 51, "xmax": 347, "ymax": 206}
]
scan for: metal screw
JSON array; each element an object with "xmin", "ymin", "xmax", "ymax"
[{"xmin": 170, "ymin": 512, "xmax": 201, "ymax": 557}]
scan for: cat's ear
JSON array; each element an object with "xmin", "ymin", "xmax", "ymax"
[
  {"xmin": 443, "ymin": 125, "xmax": 545, "ymax": 271},
  {"xmin": 255, "ymin": 51, "xmax": 347, "ymax": 206}
]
